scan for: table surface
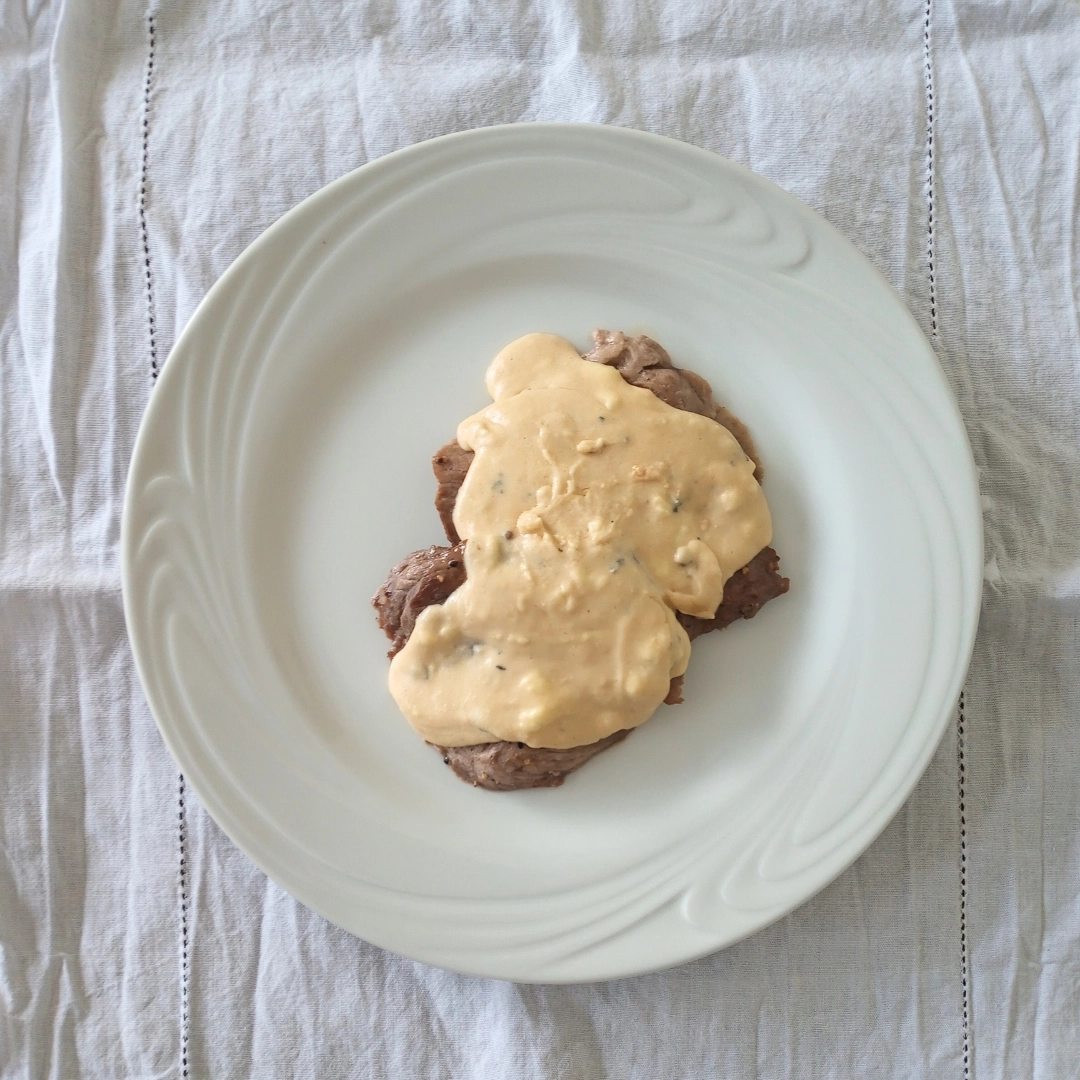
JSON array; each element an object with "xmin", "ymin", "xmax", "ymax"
[{"xmin": 2, "ymin": 2, "xmax": 1078, "ymax": 1078}]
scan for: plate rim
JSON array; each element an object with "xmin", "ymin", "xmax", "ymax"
[{"xmin": 122, "ymin": 121, "xmax": 984, "ymax": 982}]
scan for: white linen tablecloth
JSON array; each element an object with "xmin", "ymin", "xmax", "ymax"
[{"xmin": 3, "ymin": 1, "xmax": 1078, "ymax": 1076}]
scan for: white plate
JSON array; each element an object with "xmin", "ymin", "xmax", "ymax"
[{"xmin": 122, "ymin": 123, "xmax": 982, "ymax": 982}]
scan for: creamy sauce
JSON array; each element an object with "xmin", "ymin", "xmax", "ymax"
[{"xmin": 388, "ymin": 333, "xmax": 773, "ymax": 748}]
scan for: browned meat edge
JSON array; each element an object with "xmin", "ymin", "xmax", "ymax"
[
  {"xmin": 439, "ymin": 731, "xmax": 631, "ymax": 793},
  {"xmin": 583, "ymin": 329, "xmax": 763, "ymax": 481},
  {"xmin": 432, "ymin": 442, "xmax": 473, "ymax": 546},
  {"xmin": 371, "ymin": 543, "xmax": 466, "ymax": 660},
  {"xmin": 372, "ymin": 331, "xmax": 789, "ymax": 789}
]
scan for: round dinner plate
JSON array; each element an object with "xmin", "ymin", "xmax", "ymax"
[{"xmin": 122, "ymin": 123, "xmax": 982, "ymax": 982}]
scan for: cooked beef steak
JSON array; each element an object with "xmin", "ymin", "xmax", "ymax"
[
  {"xmin": 432, "ymin": 442, "xmax": 474, "ymax": 545},
  {"xmin": 677, "ymin": 546, "xmax": 787, "ymax": 641},
  {"xmin": 372, "ymin": 543, "xmax": 466, "ymax": 659},
  {"xmin": 429, "ymin": 331, "xmax": 761, "ymax": 546},
  {"xmin": 439, "ymin": 730, "xmax": 630, "ymax": 791},
  {"xmin": 583, "ymin": 329, "xmax": 763, "ymax": 482},
  {"xmin": 661, "ymin": 545, "xmax": 788, "ymax": 706},
  {"xmin": 374, "ymin": 332, "xmax": 789, "ymax": 789}
]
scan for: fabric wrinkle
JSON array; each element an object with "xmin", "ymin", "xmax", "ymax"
[{"xmin": 2, "ymin": 1, "xmax": 1080, "ymax": 1077}]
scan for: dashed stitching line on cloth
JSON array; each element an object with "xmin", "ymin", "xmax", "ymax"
[
  {"xmin": 178, "ymin": 774, "xmax": 191, "ymax": 1079},
  {"xmin": 139, "ymin": 12, "xmax": 159, "ymax": 379},
  {"xmin": 924, "ymin": 5, "xmax": 971, "ymax": 1073},
  {"xmin": 957, "ymin": 692, "xmax": 971, "ymax": 1079},
  {"xmin": 924, "ymin": 7, "xmax": 970, "ymax": 1074},
  {"xmin": 141, "ymin": 11, "xmax": 189, "ymax": 1078},
  {"xmin": 923, "ymin": 0, "xmax": 938, "ymax": 340}
]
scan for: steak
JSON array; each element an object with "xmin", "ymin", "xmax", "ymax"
[
  {"xmin": 429, "ymin": 330, "xmax": 763, "ymax": 540},
  {"xmin": 432, "ymin": 442, "xmax": 474, "ymax": 546},
  {"xmin": 375, "ymin": 332, "xmax": 789, "ymax": 790},
  {"xmin": 583, "ymin": 330, "xmax": 763, "ymax": 482},
  {"xmin": 372, "ymin": 543, "xmax": 466, "ymax": 659},
  {"xmin": 663, "ymin": 544, "xmax": 788, "ymax": 705},
  {"xmin": 677, "ymin": 546, "xmax": 787, "ymax": 642},
  {"xmin": 438, "ymin": 730, "xmax": 631, "ymax": 792}
]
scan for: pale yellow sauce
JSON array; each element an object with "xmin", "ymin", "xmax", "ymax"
[{"xmin": 388, "ymin": 333, "xmax": 773, "ymax": 748}]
